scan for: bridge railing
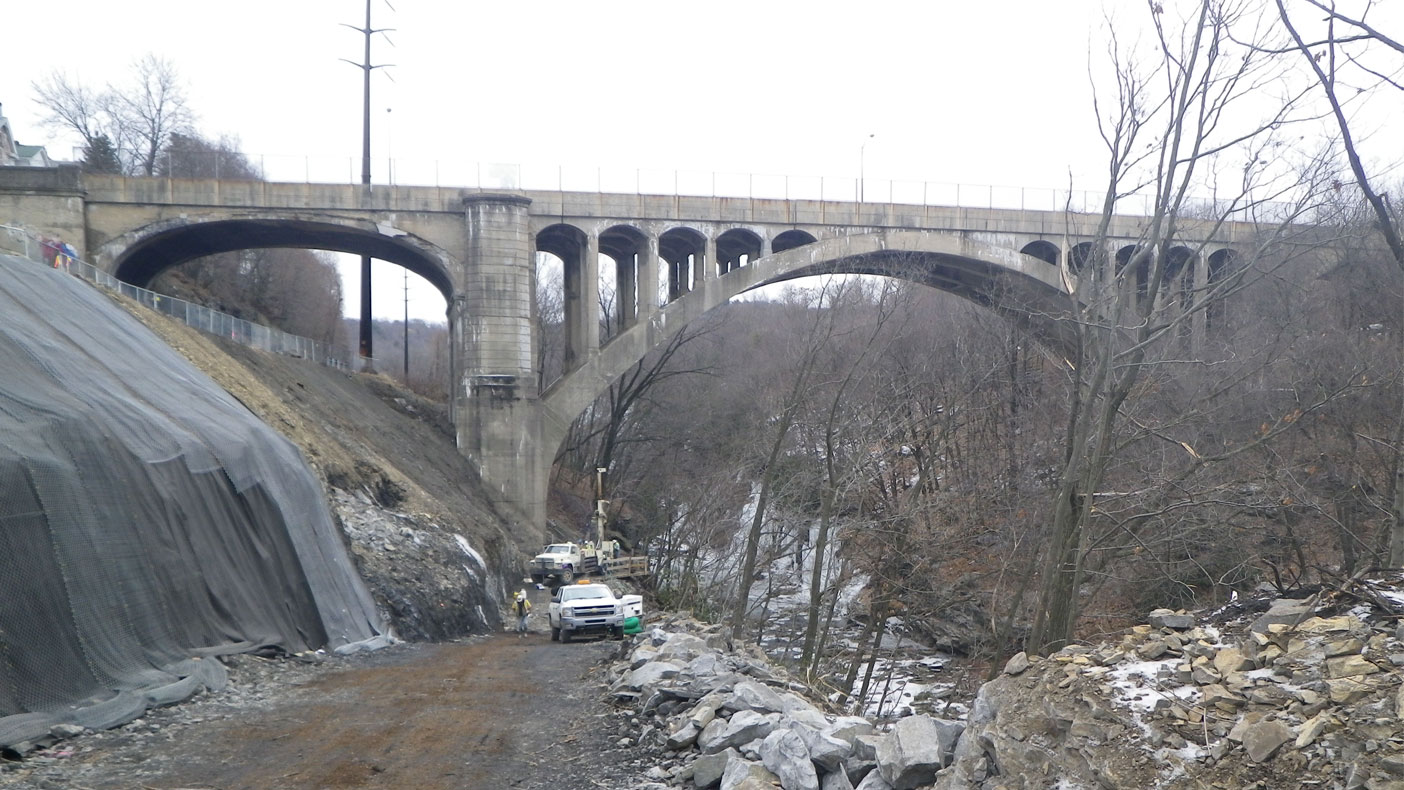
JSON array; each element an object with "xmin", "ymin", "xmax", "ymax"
[
  {"xmin": 126, "ymin": 149, "xmax": 1282, "ymax": 220},
  {"xmin": 1, "ymin": 223, "xmax": 358, "ymax": 372}
]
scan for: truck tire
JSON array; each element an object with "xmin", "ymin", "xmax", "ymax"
[
  {"xmin": 530, "ymin": 574, "xmax": 545, "ymax": 586},
  {"xmin": 561, "ymin": 628, "xmax": 572, "ymax": 644},
  {"xmin": 550, "ymin": 625, "xmax": 560, "ymax": 642},
  {"xmin": 561, "ymin": 569, "xmax": 575, "ymax": 584}
]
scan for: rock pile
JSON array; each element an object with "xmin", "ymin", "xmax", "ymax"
[
  {"xmin": 607, "ymin": 614, "xmax": 968, "ymax": 789},
  {"xmin": 941, "ymin": 579, "xmax": 1404, "ymax": 790}
]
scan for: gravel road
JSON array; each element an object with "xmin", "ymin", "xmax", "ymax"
[{"xmin": 1, "ymin": 621, "xmax": 650, "ymax": 790}]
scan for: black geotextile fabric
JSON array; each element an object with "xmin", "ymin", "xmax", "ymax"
[{"xmin": 0, "ymin": 255, "xmax": 384, "ymax": 748}]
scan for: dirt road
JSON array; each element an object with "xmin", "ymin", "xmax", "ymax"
[{"xmin": 2, "ymin": 630, "xmax": 639, "ymax": 790}]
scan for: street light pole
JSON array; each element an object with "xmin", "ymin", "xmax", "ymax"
[{"xmin": 859, "ymin": 133, "xmax": 875, "ymax": 204}]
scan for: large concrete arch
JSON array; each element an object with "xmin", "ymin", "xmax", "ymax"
[
  {"xmin": 95, "ymin": 213, "xmax": 458, "ymax": 305},
  {"xmin": 536, "ymin": 228, "xmax": 1075, "ymax": 457}
]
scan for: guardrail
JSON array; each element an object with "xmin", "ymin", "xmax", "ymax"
[{"xmin": 1, "ymin": 224, "xmax": 359, "ymax": 371}]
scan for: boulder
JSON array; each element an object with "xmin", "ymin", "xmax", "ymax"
[
  {"xmin": 1212, "ymin": 646, "xmax": 1254, "ymax": 676},
  {"xmin": 666, "ymin": 721, "xmax": 701, "ymax": 750},
  {"xmin": 1148, "ymin": 609, "xmax": 1196, "ymax": 630},
  {"xmin": 854, "ymin": 769, "xmax": 895, "ymax": 790},
  {"xmin": 1325, "ymin": 677, "xmax": 1373, "ymax": 704},
  {"xmin": 824, "ymin": 716, "xmax": 875, "ymax": 747},
  {"xmin": 822, "ymin": 767, "xmax": 856, "ymax": 790},
  {"xmin": 1380, "ymin": 754, "xmax": 1404, "ymax": 778},
  {"xmin": 760, "ymin": 729, "xmax": 820, "ymax": 790},
  {"xmin": 685, "ymin": 652, "xmax": 730, "ymax": 679},
  {"xmin": 1241, "ymin": 718, "xmax": 1292, "ymax": 762},
  {"xmin": 875, "ymin": 715, "xmax": 964, "ymax": 790},
  {"xmin": 1250, "ymin": 599, "xmax": 1314, "ymax": 634},
  {"xmin": 787, "ymin": 720, "xmax": 852, "ymax": 773},
  {"xmin": 724, "ymin": 680, "xmax": 789, "ymax": 715},
  {"xmin": 699, "ymin": 710, "xmax": 777, "ymax": 754},
  {"xmin": 658, "ymin": 633, "xmax": 711, "ymax": 662},
  {"xmin": 721, "ymin": 758, "xmax": 781, "ymax": 790},
  {"xmin": 851, "ymin": 732, "xmax": 882, "ymax": 761},
  {"xmin": 1325, "ymin": 654, "xmax": 1380, "ymax": 679},
  {"xmin": 1294, "ymin": 711, "xmax": 1329, "ymax": 749},
  {"xmin": 619, "ymin": 660, "xmax": 684, "ymax": 691},
  {"xmin": 1003, "ymin": 651, "xmax": 1030, "ymax": 675},
  {"xmin": 690, "ymin": 702, "xmax": 719, "ymax": 730},
  {"xmin": 693, "ymin": 748, "xmax": 741, "ymax": 789}
]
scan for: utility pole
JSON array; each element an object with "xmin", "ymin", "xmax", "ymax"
[
  {"xmin": 341, "ymin": 0, "xmax": 393, "ymax": 367},
  {"xmin": 403, "ymin": 268, "xmax": 409, "ymax": 381}
]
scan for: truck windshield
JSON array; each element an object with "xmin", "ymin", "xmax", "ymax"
[
  {"xmin": 561, "ymin": 586, "xmax": 609, "ymax": 601},
  {"xmin": 543, "ymin": 545, "xmax": 572, "ymax": 554}
]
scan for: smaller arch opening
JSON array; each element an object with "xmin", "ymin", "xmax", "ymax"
[
  {"xmin": 660, "ymin": 227, "xmax": 706, "ymax": 303},
  {"xmin": 599, "ymin": 224, "xmax": 649, "ymax": 336},
  {"xmin": 1069, "ymin": 242, "xmax": 1097, "ymax": 274},
  {"xmin": 1116, "ymin": 245, "xmax": 1150, "ymax": 298},
  {"xmin": 717, "ymin": 228, "xmax": 762, "ymax": 275},
  {"xmin": 1020, "ymin": 240, "xmax": 1060, "ymax": 266},
  {"xmin": 772, "ymin": 229, "xmax": 818, "ymax": 255},
  {"xmin": 1206, "ymin": 248, "xmax": 1237, "ymax": 329}
]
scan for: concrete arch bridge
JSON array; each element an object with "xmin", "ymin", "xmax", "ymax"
[{"xmin": 8, "ymin": 168, "xmax": 1256, "ymax": 531}]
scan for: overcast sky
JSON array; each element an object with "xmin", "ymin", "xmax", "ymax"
[{"xmin": 4, "ymin": 1, "xmax": 1401, "ymax": 321}]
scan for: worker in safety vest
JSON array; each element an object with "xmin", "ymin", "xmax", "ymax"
[{"xmin": 512, "ymin": 590, "xmax": 532, "ymax": 636}]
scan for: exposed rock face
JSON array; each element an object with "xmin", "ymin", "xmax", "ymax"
[{"xmin": 936, "ymin": 575, "xmax": 1404, "ymax": 790}]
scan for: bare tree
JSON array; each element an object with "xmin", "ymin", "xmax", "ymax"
[
  {"xmin": 1275, "ymin": 0, "xmax": 1404, "ymax": 564},
  {"xmin": 1028, "ymin": 0, "xmax": 1330, "ymax": 652},
  {"xmin": 729, "ymin": 281, "xmax": 845, "ymax": 635},
  {"xmin": 31, "ymin": 54, "xmax": 194, "ymax": 176}
]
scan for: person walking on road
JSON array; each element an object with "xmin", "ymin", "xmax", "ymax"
[{"xmin": 512, "ymin": 590, "xmax": 532, "ymax": 636}]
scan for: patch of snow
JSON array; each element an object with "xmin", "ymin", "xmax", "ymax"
[
  {"xmin": 1243, "ymin": 667, "xmax": 1281, "ymax": 682},
  {"xmin": 453, "ymin": 533, "xmax": 486, "ymax": 570},
  {"xmin": 1106, "ymin": 657, "xmax": 1195, "ymax": 714}
]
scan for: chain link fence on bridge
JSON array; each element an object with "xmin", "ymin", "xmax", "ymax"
[{"xmin": 0, "ymin": 224, "xmax": 358, "ymax": 371}]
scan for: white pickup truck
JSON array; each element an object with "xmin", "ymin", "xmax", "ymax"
[{"xmin": 548, "ymin": 582, "xmax": 642, "ymax": 643}]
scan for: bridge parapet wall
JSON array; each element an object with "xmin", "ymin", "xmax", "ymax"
[
  {"xmin": 0, "ymin": 165, "xmax": 87, "ymax": 255},
  {"xmin": 82, "ymin": 174, "xmax": 465, "ymax": 213}
]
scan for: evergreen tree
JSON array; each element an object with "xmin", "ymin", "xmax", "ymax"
[{"xmin": 81, "ymin": 133, "xmax": 122, "ymax": 174}]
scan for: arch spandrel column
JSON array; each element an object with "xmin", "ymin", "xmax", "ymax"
[
  {"xmin": 641, "ymin": 233, "xmax": 661, "ymax": 319},
  {"xmin": 583, "ymin": 232, "xmax": 601, "ymax": 360},
  {"xmin": 702, "ymin": 235, "xmax": 717, "ymax": 284},
  {"xmin": 456, "ymin": 192, "xmax": 544, "ymax": 531}
]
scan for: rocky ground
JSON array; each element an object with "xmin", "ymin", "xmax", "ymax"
[{"xmin": 945, "ymin": 572, "xmax": 1404, "ymax": 790}]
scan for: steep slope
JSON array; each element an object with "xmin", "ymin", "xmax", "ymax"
[
  {"xmin": 0, "ymin": 255, "xmax": 384, "ymax": 749},
  {"xmin": 108, "ymin": 271, "xmax": 525, "ymax": 643}
]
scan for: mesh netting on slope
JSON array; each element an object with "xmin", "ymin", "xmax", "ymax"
[{"xmin": 0, "ymin": 255, "xmax": 385, "ymax": 749}]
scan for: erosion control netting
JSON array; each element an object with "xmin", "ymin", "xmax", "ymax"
[{"xmin": 0, "ymin": 255, "xmax": 385, "ymax": 750}]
